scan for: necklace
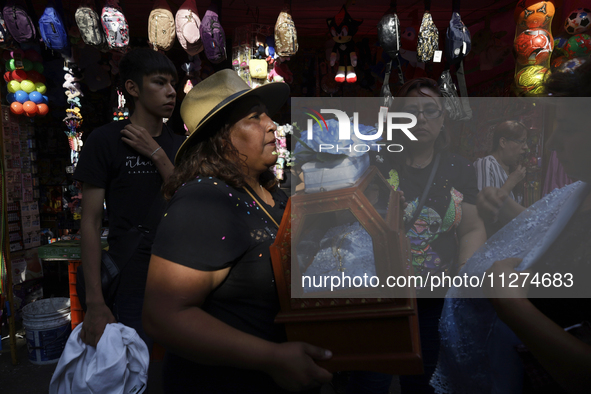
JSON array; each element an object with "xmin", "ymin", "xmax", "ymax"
[{"xmin": 411, "ymin": 151, "xmax": 434, "ymax": 168}]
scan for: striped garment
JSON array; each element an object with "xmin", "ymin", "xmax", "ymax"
[{"xmin": 473, "ymin": 154, "xmax": 517, "ymax": 202}]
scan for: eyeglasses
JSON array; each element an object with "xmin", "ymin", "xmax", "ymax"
[
  {"xmin": 403, "ymin": 108, "xmax": 443, "ymax": 119},
  {"xmin": 507, "ymin": 138, "xmax": 527, "ymax": 146}
]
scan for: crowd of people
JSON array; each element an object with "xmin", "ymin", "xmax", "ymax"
[{"xmin": 71, "ymin": 46, "xmax": 590, "ymax": 393}]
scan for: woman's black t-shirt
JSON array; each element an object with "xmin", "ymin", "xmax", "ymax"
[
  {"xmin": 373, "ymin": 151, "xmax": 479, "ymax": 277},
  {"xmin": 151, "ymin": 176, "xmax": 295, "ymax": 393}
]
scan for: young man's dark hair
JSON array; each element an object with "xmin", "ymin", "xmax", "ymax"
[
  {"xmin": 119, "ymin": 47, "xmax": 178, "ymax": 91},
  {"xmin": 74, "ymin": 48, "xmax": 185, "ymax": 356}
]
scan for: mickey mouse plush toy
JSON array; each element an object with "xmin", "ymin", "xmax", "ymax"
[{"xmin": 327, "ymin": 5, "xmax": 363, "ymax": 83}]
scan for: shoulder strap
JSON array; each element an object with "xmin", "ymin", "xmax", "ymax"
[
  {"xmin": 404, "ymin": 152, "xmax": 441, "ymax": 233},
  {"xmin": 456, "ymin": 61, "xmax": 472, "ymax": 120},
  {"xmin": 244, "ymin": 186, "xmax": 280, "ymax": 228}
]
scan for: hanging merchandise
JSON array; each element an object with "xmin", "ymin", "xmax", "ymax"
[
  {"xmin": 249, "ymin": 58, "xmax": 268, "ymax": 79},
  {"xmin": 176, "ymin": 0, "xmax": 203, "ymax": 56},
  {"xmin": 564, "ymin": 7, "xmax": 590, "ymax": 35},
  {"xmin": 38, "ymin": 3, "xmax": 70, "ymax": 53},
  {"xmin": 563, "ymin": 33, "xmax": 591, "ymax": 58},
  {"xmin": 2, "ymin": 0, "xmax": 36, "ymax": 43},
  {"xmin": 265, "ymin": 36, "xmax": 277, "ymax": 63},
  {"xmin": 327, "ymin": 5, "xmax": 363, "ymax": 83},
  {"xmin": 275, "ymin": 8, "xmax": 298, "ymax": 57},
  {"xmin": 148, "ymin": 0, "xmax": 176, "ymax": 52},
  {"xmin": 272, "ymin": 124, "xmax": 294, "ymax": 181},
  {"xmin": 441, "ymin": 1, "xmax": 472, "ymax": 120},
  {"xmin": 513, "ymin": 1, "xmax": 555, "ymax": 96},
  {"xmin": 378, "ymin": 15, "xmax": 401, "ymax": 58},
  {"xmin": 272, "ymin": 61, "xmax": 292, "ymax": 84},
  {"xmin": 377, "ymin": 2, "xmax": 403, "ymax": 107},
  {"xmin": 181, "ymin": 56, "xmax": 202, "ymax": 94},
  {"xmin": 445, "ymin": 13, "xmax": 471, "ymax": 64},
  {"xmin": 101, "ymin": 0, "xmax": 130, "ymax": 52},
  {"xmin": 200, "ymin": 3, "xmax": 226, "ymax": 64},
  {"xmin": 0, "ymin": 13, "xmax": 15, "ymax": 48},
  {"xmin": 4, "ymin": 49, "xmax": 49, "ymax": 117},
  {"xmin": 63, "ymin": 71, "xmax": 84, "ymax": 106},
  {"xmin": 416, "ymin": 1, "xmax": 439, "ymax": 62},
  {"xmin": 61, "ymin": 61, "xmax": 84, "ymax": 167},
  {"xmin": 113, "ymin": 87, "xmax": 129, "ymax": 121},
  {"xmin": 232, "ymin": 24, "xmax": 274, "ymax": 86},
  {"xmin": 552, "ymin": 8, "xmax": 590, "ymax": 69},
  {"xmin": 75, "ymin": 1, "xmax": 107, "ymax": 48}
]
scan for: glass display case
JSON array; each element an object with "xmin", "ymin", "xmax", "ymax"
[{"xmin": 270, "ymin": 166, "xmax": 422, "ymax": 374}]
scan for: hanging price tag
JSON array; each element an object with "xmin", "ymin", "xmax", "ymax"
[{"xmin": 433, "ymin": 50, "xmax": 443, "ymax": 63}]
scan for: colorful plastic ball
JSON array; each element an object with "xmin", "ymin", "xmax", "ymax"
[
  {"xmin": 11, "ymin": 69, "xmax": 27, "ymax": 82},
  {"xmin": 22, "ymin": 59, "xmax": 33, "ymax": 71},
  {"xmin": 514, "ymin": 1, "xmax": 555, "ymax": 29},
  {"xmin": 36, "ymin": 103, "xmax": 49, "ymax": 116},
  {"xmin": 25, "ymin": 111, "xmax": 36, "ymax": 118},
  {"xmin": 22, "ymin": 100, "xmax": 37, "ymax": 115},
  {"xmin": 33, "ymin": 62, "xmax": 44, "ymax": 73},
  {"xmin": 6, "ymin": 93, "xmax": 15, "ymax": 103},
  {"xmin": 557, "ymin": 57, "xmax": 587, "ymax": 73},
  {"xmin": 35, "ymin": 82, "xmax": 47, "ymax": 94},
  {"xmin": 554, "ymin": 36, "xmax": 568, "ymax": 49},
  {"xmin": 7, "ymin": 80, "xmax": 21, "ymax": 93},
  {"xmin": 15, "ymin": 90, "xmax": 29, "ymax": 103},
  {"xmin": 28, "ymin": 91, "xmax": 43, "ymax": 104},
  {"xmin": 564, "ymin": 34, "xmax": 591, "ymax": 58},
  {"xmin": 551, "ymin": 55, "xmax": 568, "ymax": 69},
  {"xmin": 5, "ymin": 59, "xmax": 16, "ymax": 71},
  {"xmin": 42, "ymin": 95, "xmax": 48, "ymax": 103},
  {"xmin": 20, "ymin": 80, "xmax": 35, "ymax": 93},
  {"xmin": 564, "ymin": 8, "xmax": 591, "ymax": 35},
  {"xmin": 4, "ymin": 71, "xmax": 12, "ymax": 82},
  {"xmin": 552, "ymin": 38, "xmax": 569, "ymax": 58},
  {"xmin": 514, "ymin": 29, "xmax": 553, "ymax": 66},
  {"xmin": 515, "ymin": 65, "xmax": 549, "ymax": 96},
  {"xmin": 10, "ymin": 102, "xmax": 24, "ymax": 115}
]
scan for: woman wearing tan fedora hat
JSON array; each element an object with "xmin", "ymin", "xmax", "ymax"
[{"xmin": 142, "ymin": 69, "xmax": 333, "ymax": 393}]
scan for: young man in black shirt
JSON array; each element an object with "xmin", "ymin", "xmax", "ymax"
[{"xmin": 74, "ymin": 48, "xmax": 185, "ymax": 350}]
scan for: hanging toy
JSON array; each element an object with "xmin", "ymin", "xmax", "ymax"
[
  {"xmin": 112, "ymin": 87, "xmax": 129, "ymax": 121},
  {"xmin": 63, "ymin": 105, "xmax": 84, "ymax": 166},
  {"xmin": 327, "ymin": 5, "xmax": 363, "ymax": 83},
  {"xmin": 5, "ymin": 48, "xmax": 49, "ymax": 117},
  {"xmin": 180, "ymin": 55, "xmax": 202, "ymax": 94},
  {"xmin": 265, "ymin": 36, "xmax": 277, "ymax": 65},
  {"xmin": 272, "ymin": 124, "xmax": 294, "ymax": 181},
  {"xmin": 513, "ymin": 1, "xmax": 555, "ymax": 96},
  {"xmin": 564, "ymin": 8, "xmax": 591, "ymax": 35}
]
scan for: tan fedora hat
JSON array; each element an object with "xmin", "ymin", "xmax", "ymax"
[{"xmin": 176, "ymin": 69, "xmax": 290, "ymax": 164}]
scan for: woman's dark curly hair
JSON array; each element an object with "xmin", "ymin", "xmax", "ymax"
[{"xmin": 163, "ymin": 109, "xmax": 278, "ymax": 201}]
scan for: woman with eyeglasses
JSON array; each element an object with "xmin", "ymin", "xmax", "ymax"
[
  {"xmin": 356, "ymin": 78, "xmax": 487, "ymax": 394},
  {"xmin": 474, "ymin": 121, "xmax": 528, "ymax": 236}
]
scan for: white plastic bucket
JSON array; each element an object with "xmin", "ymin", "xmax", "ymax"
[{"xmin": 22, "ymin": 297, "xmax": 71, "ymax": 365}]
